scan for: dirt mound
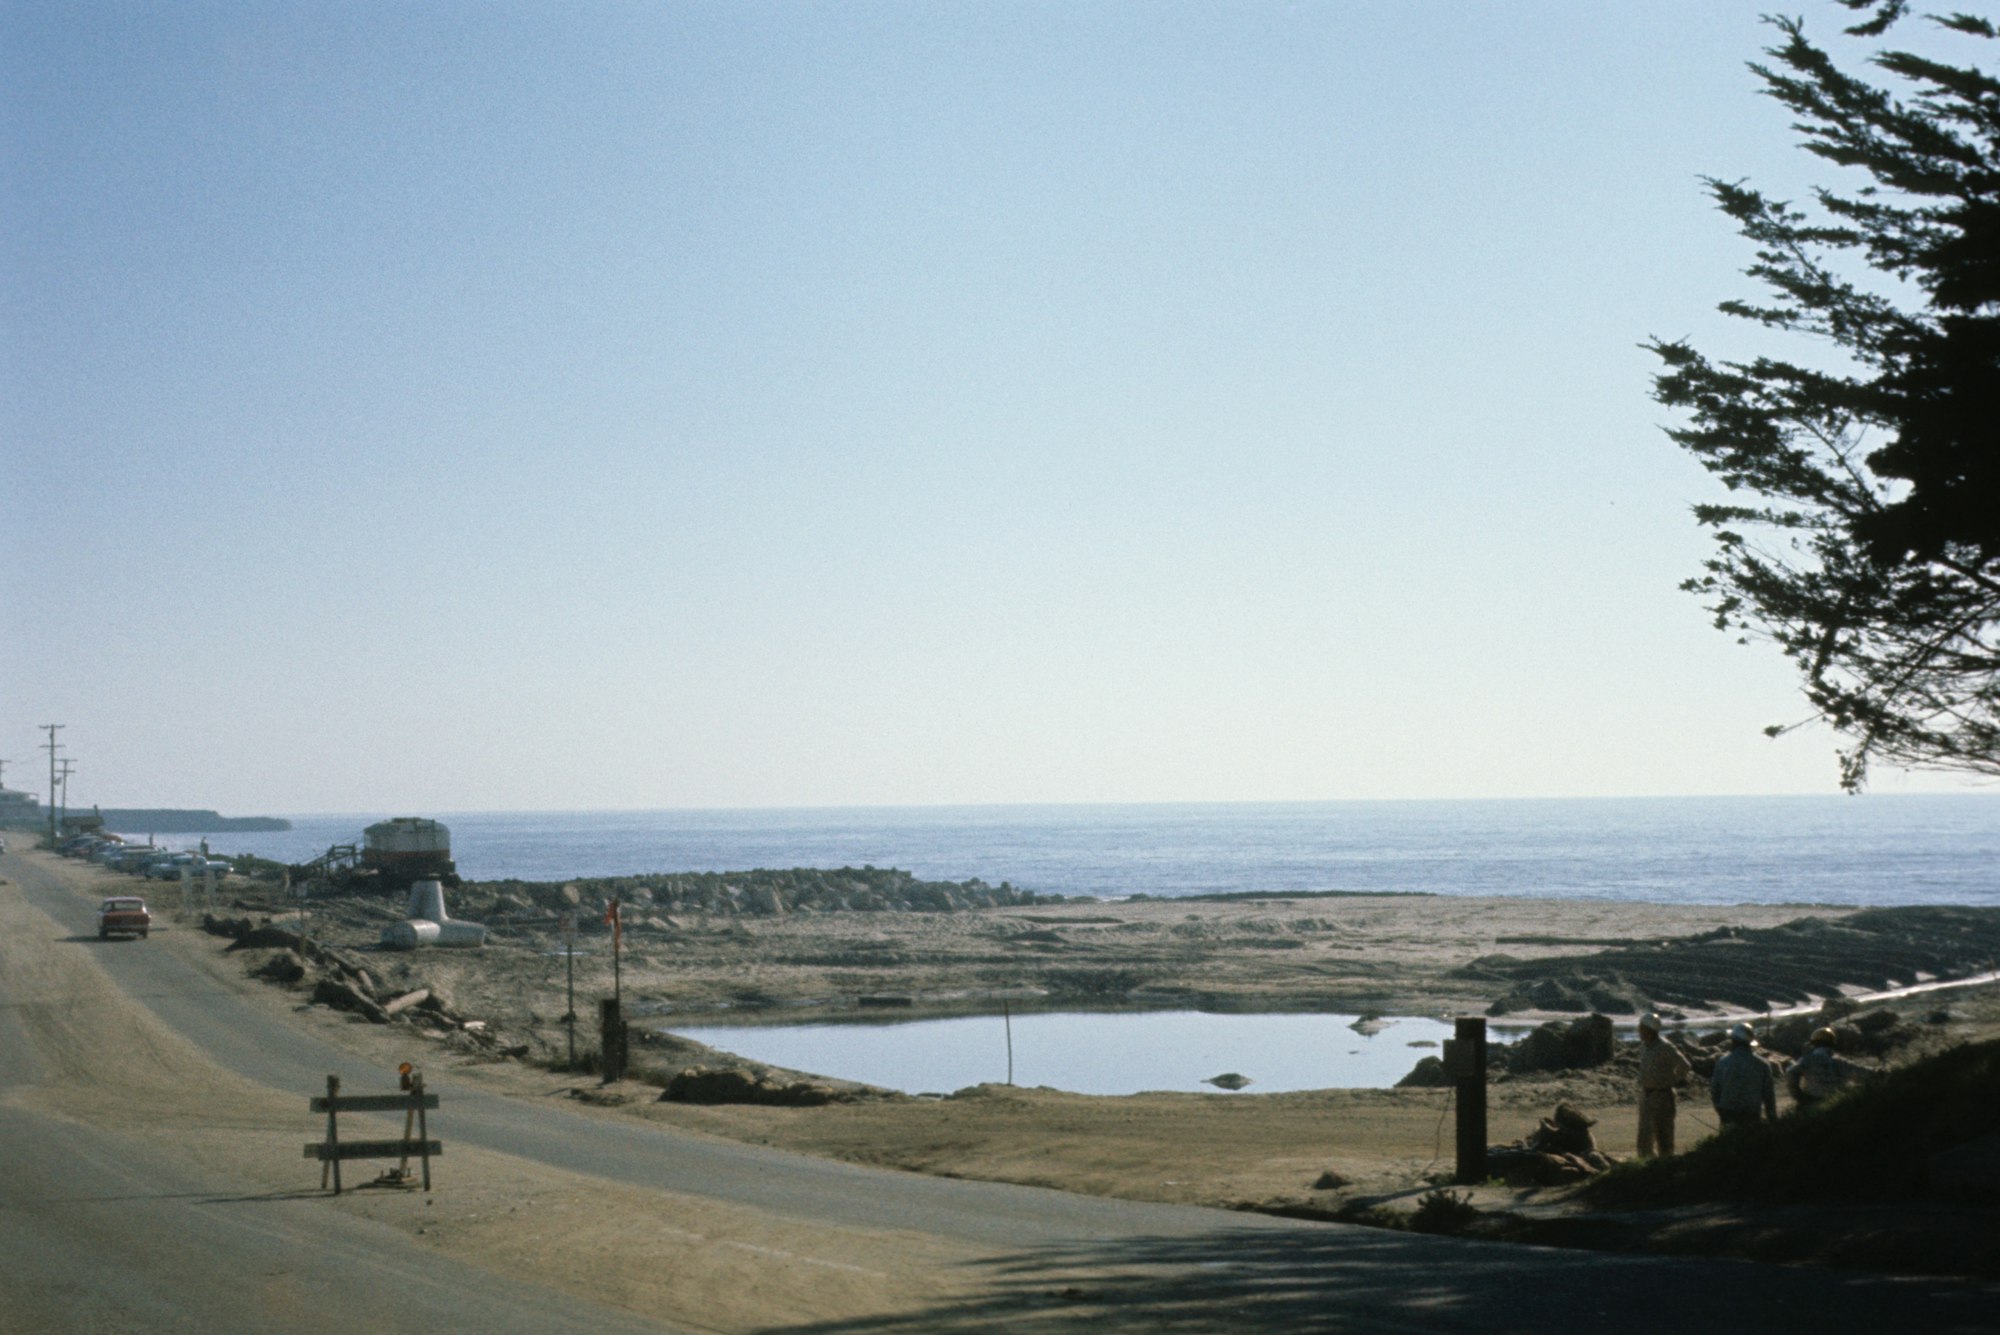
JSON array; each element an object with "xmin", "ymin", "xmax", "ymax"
[
  {"xmin": 661, "ymin": 1067, "xmax": 849, "ymax": 1107},
  {"xmin": 1459, "ymin": 907, "xmax": 2000, "ymax": 1015}
]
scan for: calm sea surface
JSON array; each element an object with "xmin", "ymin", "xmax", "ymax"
[{"xmin": 143, "ymin": 795, "xmax": 1999, "ymax": 908}]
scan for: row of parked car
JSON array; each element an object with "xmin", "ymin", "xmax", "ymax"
[{"xmin": 57, "ymin": 833, "xmax": 232, "ymax": 882}]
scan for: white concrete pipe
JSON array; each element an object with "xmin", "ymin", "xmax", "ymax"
[
  {"xmin": 379, "ymin": 878, "xmax": 487, "ymax": 949},
  {"xmin": 381, "ymin": 918, "xmax": 441, "ymax": 949}
]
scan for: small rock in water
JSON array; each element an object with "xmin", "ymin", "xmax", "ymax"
[
  {"xmin": 1205, "ymin": 1072, "xmax": 1253, "ymax": 1090},
  {"xmin": 1349, "ymin": 1013, "xmax": 1389, "ymax": 1036}
]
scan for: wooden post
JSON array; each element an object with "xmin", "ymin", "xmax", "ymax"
[
  {"xmin": 1453, "ymin": 1017, "xmax": 1488, "ymax": 1185},
  {"xmin": 414, "ymin": 1073, "xmax": 431, "ymax": 1191},
  {"xmin": 323, "ymin": 1074, "xmax": 342, "ymax": 1194},
  {"xmin": 599, "ymin": 997, "xmax": 626, "ymax": 1083},
  {"xmin": 563, "ymin": 912, "xmax": 577, "ymax": 1072},
  {"xmin": 610, "ymin": 899, "xmax": 622, "ymax": 1011}
]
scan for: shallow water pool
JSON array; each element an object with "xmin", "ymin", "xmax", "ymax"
[{"xmin": 660, "ymin": 1010, "xmax": 1465, "ymax": 1095}]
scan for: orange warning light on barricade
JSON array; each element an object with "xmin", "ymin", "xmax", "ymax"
[{"xmin": 399, "ymin": 1062, "xmax": 415, "ymax": 1091}]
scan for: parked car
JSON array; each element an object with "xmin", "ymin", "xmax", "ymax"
[
  {"xmin": 97, "ymin": 896, "xmax": 152, "ymax": 939},
  {"xmin": 109, "ymin": 847, "xmax": 159, "ymax": 874},
  {"xmin": 145, "ymin": 854, "xmax": 198, "ymax": 880}
]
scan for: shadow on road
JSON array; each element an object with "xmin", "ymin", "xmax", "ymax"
[
  {"xmin": 198, "ymin": 1187, "xmax": 339, "ymax": 1205},
  {"xmin": 754, "ymin": 1222, "xmax": 1998, "ymax": 1335},
  {"xmin": 30, "ymin": 1187, "xmax": 325, "ymax": 1206}
]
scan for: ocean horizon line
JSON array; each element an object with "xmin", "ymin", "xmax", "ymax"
[{"xmin": 247, "ymin": 789, "xmax": 1998, "ymax": 822}]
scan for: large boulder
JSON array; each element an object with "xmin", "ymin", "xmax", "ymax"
[
  {"xmin": 1504, "ymin": 1014, "xmax": 1616, "ymax": 1074},
  {"xmin": 1396, "ymin": 1056, "xmax": 1453, "ymax": 1088}
]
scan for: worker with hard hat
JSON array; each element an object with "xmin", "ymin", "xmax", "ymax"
[
  {"xmin": 1786, "ymin": 1026, "xmax": 1870, "ymax": 1109},
  {"xmin": 1634, "ymin": 1012, "xmax": 1691, "ymax": 1157},
  {"xmin": 1710, "ymin": 1022, "xmax": 1779, "ymax": 1128}
]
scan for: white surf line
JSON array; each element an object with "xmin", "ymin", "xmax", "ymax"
[
  {"xmin": 1669, "ymin": 968, "xmax": 2000, "ymax": 1029},
  {"xmin": 1481, "ymin": 969, "xmax": 2000, "ymax": 1032}
]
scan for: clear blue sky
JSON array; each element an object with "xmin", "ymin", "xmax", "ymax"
[{"xmin": 3, "ymin": 1, "xmax": 1988, "ymax": 813}]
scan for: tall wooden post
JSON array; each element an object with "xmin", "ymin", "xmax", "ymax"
[
  {"xmin": 600, "ymin": 997, "xmax": 626, "ymax": 1083},
  {"xmin": 1453, "ymin": 1017, "xmax": 1488, "ymax": 1185},
  {"xmin": 323, "ymin": 1074, "xmax": 342, "ymax": 1194},
  {"xmin": 610, "ymin": 899, "xmax": 622, "ymax": 1009},
  {"xmin": 564, "ymin": 917, "xmax": 577, "ymax": 1072}
]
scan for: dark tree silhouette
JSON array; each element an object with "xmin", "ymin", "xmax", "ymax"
[{"xmin": 1650, "ymin": 1, "xmax": 1999, "ymax": 788}]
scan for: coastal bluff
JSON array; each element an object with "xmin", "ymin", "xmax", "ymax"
[{"xmin": 101, "ymin": 808, "xmax": 291, "ymax": 834}]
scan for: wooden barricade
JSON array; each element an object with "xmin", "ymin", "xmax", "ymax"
[{"xmin": 305, "ymin": 1069, "xmax": 442, "ymax": 1194}]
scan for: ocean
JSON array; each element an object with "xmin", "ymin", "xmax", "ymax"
[{"xmin": 130, "ymin": 794, "xmax": 2000, "ymax": 909}]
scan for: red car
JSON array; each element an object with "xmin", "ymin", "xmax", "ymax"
[{"xmin": 97, "ymin": 896, "xmax": 152, "ymax": 940}]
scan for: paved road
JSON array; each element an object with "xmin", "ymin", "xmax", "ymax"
[{"xmin": 6, "ymin": 851, "xmax": 1997, "ymax": 1334}]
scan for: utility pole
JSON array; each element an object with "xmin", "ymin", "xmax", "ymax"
[
  {"xmin": 56, "ymin": 758, "xmax": 76, "ymax": 832},
  {"xmin": 40, "ymin": 725, "xmax": 63, "ymax": 843}
]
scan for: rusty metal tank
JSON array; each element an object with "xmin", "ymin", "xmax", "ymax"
[{"xmin": 361, "ymin": 817, "xmax": 457, "ymax": 887}]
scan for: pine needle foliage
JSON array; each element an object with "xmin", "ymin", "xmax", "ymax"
[{"xmin": 1649, "ymin": 1, "xmax": 2000, "ymax": 788}]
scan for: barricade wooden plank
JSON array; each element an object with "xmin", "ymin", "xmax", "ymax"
[
  {"xmin": 309, "ymin": 1093, "xmax": 441, "ymax": 1113},
  {"xmin": 304, "ymin": 1139, "xmax": 445, "ymax": 1162}
]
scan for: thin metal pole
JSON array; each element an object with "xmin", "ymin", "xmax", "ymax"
[{"xmin": 1004, "ymin": 1001, "xmax": 1013, "ymax": 1086}]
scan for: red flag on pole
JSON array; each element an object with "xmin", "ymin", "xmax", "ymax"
[{"xmin": 604, "ymin": 897, "xmax": 622, "ymax": 949}]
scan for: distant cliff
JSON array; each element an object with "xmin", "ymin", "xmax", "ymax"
[{"xmin": 100, "ymin": 809, "xmax": 291, "ymax": 833}]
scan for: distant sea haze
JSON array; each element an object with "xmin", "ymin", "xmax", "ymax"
[{"xmin": 145, "ymin": 796, "xmax": 2000, "ymax": 910}]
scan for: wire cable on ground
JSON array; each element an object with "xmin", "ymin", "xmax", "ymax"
[{"xmin": 1422, "ymin": 1086, "xmax": 1456, "ymax": 1177}]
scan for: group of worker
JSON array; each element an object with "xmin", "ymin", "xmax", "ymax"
[{"xmin": 1634, "ymin": 1011, "xmax": 1869, "ymax": 1158}]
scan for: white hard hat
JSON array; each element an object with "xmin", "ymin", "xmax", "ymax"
[
  {"xmin": 1729, "ymin": 1022, "xmax": 1754, "ymax": 1044},
  {"xmin": 1638, "ymin": 1012, "xmax": 1663, "ymax": 1032}
]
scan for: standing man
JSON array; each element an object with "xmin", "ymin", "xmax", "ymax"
[
  {"xmin": 1635, "ymin": 1012, "xmax": 1690, "ymax": 1158},
  {"xmin": 1711, "ymin": 1022, "xmax": 1779, "ymax": 1129}
]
